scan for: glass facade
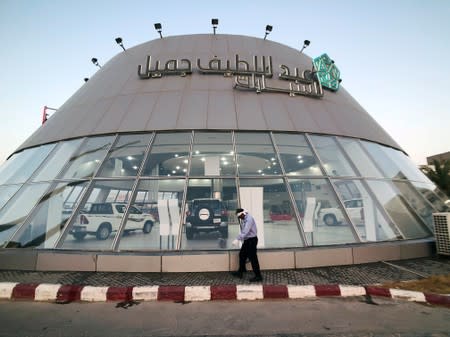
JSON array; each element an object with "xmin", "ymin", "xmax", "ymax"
[{"xmin": 0, "ymin": 131, "xmax": 447, "ymax": 252}]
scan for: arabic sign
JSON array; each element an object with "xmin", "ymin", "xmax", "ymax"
[
  {"xmin": 137, "ymin": 54, "xmax": 331, "ymax": 98},
  {"xmin": 312, "ymin": 53, "xmax": 341, "ymax": 92}
]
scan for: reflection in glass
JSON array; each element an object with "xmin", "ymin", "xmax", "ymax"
[
  {"xmin": 382, "ymin": 147, "xmax": 431, "ymax": 183},
  {"xmin": 0, "ymin": 183, "xmax": 50, "ymax": 247},
  {"xmin": 309, "ymin": 135, "xmax": 356, "ymax": 177},
  {"xmin": 367, "ymin": 180, "xmax": 431, "ymax": 239},
  {"xmin": 0, "ymin": 185, "xmax": 21, "ymax": 211},
  {"xmin": 60, "ymin": 180, "xmax": 135, "ymax": 250},
  {"xmin": 97, "ymin": 134, "xmax": 151, "ymax": 177},
  {"xmin": 338, "ymin": 138, "xmax": 383, "ymax": 178},
  {"xmin": 361, "ymin": 141, "xmax": 405, "ymax": 179},
  {"xmin": 142, "ymin": 133, "xmax": 191, "ymax": 176},
  {"xmin": 190, "ymin": 132, "xmax": 235, "ymax": 176},
  {"xmin": 182, "ymin": 178, "xmax": 237, "ymax": 250},
  {"xmin": 393, "ymin": 181, "xmax": 436, "ymax": 231},
  {"xmin": 59, "ymin": 136, "xmax": 114, "ymax": 179},
  {"xmin": 411, "ymin": 182, "xmax": 450, "ymax": 212},
  {"xmin": 32, "ymin": 139, "xmax": 83, "ymax": 182},
  {"xmin": 239, "ymin": 178, "xmax": 303, "ymax": 248},
  {"xmin": 332, "ymin": 179, "xmax": 400, "ymax": 241},
  {"xmin": 0, "ymin": 144, "xmax": 55, "ymax": 185},
  {"xmin": 288, "ymin": 178, "xmax": 356, "ymax": 246},
  {"xmin": 119, "ymin": 179, "xmax": 186, "ymax": 251},
  {"xmin": 6, "ymin": 181, "xmax": 89, "ymax": 248},
  {"xmin": 235, "ymin": 133, "xmax": 280, "ymax": 175},
  {"xmin": 272, "ymin": 133, "xmax": 322, "ymax": 176}
]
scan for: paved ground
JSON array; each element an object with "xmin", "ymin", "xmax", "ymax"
[{"xmin": 1, "ymin": 255, "xmax": 449, "ymax": 288}]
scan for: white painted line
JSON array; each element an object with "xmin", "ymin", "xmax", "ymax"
[
  {"xmin": 236, "ymin": 285, "xmax": 263, "ymax": 300},
  {"xmin": 132, "ymin": 286, "xmax": 159, "ymax": 301},
  {"xmin": 0, "ymin": 282, "xmax": 18, "ymax": 299},
  {"xmin": 184, "ymin": 286, "xmax": 211, "ymax": 302},
  {"xmin": 287, "ymin": 285, "xmax": 316, "ymax": 298},
  {"xmin": 35, "ymin": 283, "xmax": 62, "ymax": 301},
  {"xmin": 339, "ymin": 285, "xmax": 366, "ymax": 297},
  {"xmin": 390, "ymin": 289, "xmax": 426, "ymax": 302},
  {"xmin": 80, "ymin": 286, "xmax": 108, "ymax": 302}
]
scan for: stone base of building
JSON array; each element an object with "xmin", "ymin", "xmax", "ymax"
[{"xmin": 0, "ymin": 239, "xmax": 435, "ymax": 272}]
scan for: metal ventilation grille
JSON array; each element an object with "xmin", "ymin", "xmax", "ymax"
[{"xmin": 433, "ymin": 213, "xmax": 450, "ymax": 256}]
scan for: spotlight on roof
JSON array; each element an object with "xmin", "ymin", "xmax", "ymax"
[
  {"xmin": 211, "ymin": 18, "xmax": 219, "ymax": 35},
  {"xmin": 115, "ymin": 37, "xmax": 126, "ymax": 51},
  {"xmin": 300, "ymin": 40, "xmax": 310, "ymax": 53},
  {"xmin": 84, "ymin": 78, "xmax": 89, "ymax": 82},
  {"xmin": 154, "ymin": 23, "xmax": 163, "ymax": 38},
  {"xmin": 264, "ymin": 25, "xmax": 273, "ymax": 40},
  {"xmin": 91, "ymin": 58, "xmax": 101, "ymax": 68}
]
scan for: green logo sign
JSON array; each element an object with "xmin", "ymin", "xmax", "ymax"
[{"xmin": 313, "ymin": 54, "xmax": 341, "ymax": 91}]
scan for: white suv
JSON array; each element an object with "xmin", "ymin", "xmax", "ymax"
[
  {"xmin": 70, "ymin": 202, "xmax": 155, "ymax": 240},
  {"xmin": 319, "ymin": 198, "xmax": 364, "ymax": 226}
]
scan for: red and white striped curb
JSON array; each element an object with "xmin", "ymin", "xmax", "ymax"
[{"xmin": 0, "ymin": 282, "xmax": 448, "ymax": 306}]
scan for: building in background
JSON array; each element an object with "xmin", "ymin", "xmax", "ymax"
[
  {"xmin": 0, "ymin": 34, "xmax": 448, "ymax": 272},
  {"xmin": 427, "ymin": 151, "xmax": 450, "ymax": 165}
]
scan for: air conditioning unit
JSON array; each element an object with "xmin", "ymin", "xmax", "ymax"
[{"xmin": 433, "ymin": 213, "xmax": 450, "ymax": 256}]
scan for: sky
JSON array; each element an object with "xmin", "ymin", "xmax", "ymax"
[{"xmin": 0, "ymin": 0, "xmax": 449, "ymax": 165}]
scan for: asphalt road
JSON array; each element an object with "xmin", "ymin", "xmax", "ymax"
[{"xmin": 0, "ymin": 296, "xmax": 449, "ymax": 337}]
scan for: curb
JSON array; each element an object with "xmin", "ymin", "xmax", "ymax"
[{"xmin": 0, "ymin": 282, "xmax": 448, "ymax": 307}]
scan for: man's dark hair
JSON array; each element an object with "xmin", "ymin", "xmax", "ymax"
[{"xmin": 235, "ymin": 208, "xmax": 244, "ymax": 214}]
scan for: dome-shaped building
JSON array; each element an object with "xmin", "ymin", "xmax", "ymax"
[{"xmin": 0, "ymin": 34, "xmax": 448, "ymax": 272}]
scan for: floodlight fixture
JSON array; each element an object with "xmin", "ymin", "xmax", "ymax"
[
  {"xmin": 264, "ymin": 25, "xmax": 273, "ymax": 40},
  {"xmin": 115, "ymin": 37, "xmax": 126, "ymax": 51},
  {"xmin": 154, "ymin": 23, "xmax": 163, "ymax": 38},
  {"xmin": 84, "ymin": 78, "xmax": 89, "ymax": 82},
  {"xmin": 300, "ymin": 40, "xmax": 310, "ymax": 53},
  {"xmin": 211, "ymin": 18, "xmax": 219, "ymax": 35},
  {"xmin": 91, "ymin": 58, "xmax": 101, "ymax": 68}
]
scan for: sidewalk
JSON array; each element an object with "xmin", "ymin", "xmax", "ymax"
[{"xmin": 0, "ymin": 256, "xmax": 449, "ymax": 306}]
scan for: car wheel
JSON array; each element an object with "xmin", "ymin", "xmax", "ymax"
[
  {"xmin": 72, "ymin": 233, "xmax": 87, "ymax": 241},
  {"xmin": 219, "ymin": 226, "xmax": 228, "ymax": 239},
  {"xmin": 96, "ymin": 223, "xmax": 112, "ymax": 240},
  {"xmin": 323, "ymin": 214, "xmax": 338, "ymax": 226},
  {"xmin": 143, "ymin": 220, "xmax": 153, "ymax": 234},
  {"xmin": 186, "ymin": 227, "xmax": 194, "ymax": 239}
]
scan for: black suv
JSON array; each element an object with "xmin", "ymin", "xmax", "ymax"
[{"xmin": 185, "ymin": 199, "xmax": 228, "ymax": 239}]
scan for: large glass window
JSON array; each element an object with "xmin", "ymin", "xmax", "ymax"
[
  {"xmin": 272, "ymin": 133, "xmax": 323, "ymax": 176},
  {"xmin": 0, "ymin": 183, "xmax": 50, "ymax": 247},
  {"xmin": 382, "ymin": 147, "xmax": 431, "ymax": 183},
  {"xmin": 182, "ymin": 178, "xmax": 237, "ymax": 250},
  {"xmin": 332, "ymin": 179, "xmax": 400, "ymax": 241},
  {"xmin": 235, "ymin": 133, "xmax": 280, "ymax": 175},
  {"xmin": 59, "ymin": 136, "xmax": 114, "ymax": 179},
  {"xmin": 60, "ymin": 180, "xmax": 135, "ymax": 250},
  {"xmin": 119, "ymin": 179, "xmax": 186, "ymax": 251},
  {"xmin": 0, "ymin": 144, "xmax": 55, "ymax": 185},
  {"xmin": 288, "ymin": 178, "xmax": 356, "ymax": 246},
  {"xmin": 393, "ymin": 181, "xmax": 436, "ymax": 231},
  {"xmin": 190, "ymin": 132, "xmax": 235, "ymax": 176},
  {"xmin": 239, "ymin": 178, "xmax": 303, "ymax": 248},
  {"xmin": 0, "ymin": 185, "xmax": 21, "ymax": 211},
  {"xmin": 337, "ymin": 138, "xmax": 384, "ymax": 178},
  {"xmin": 367, "ymin": 180, "xmax": 431, "ymax": 239},
  {"xmin": 97, "ymin": 134, "xmax": 151, "ymax": 177},
  {"xmin": 411, "ymin": 182, "xmax": 450, "ymax": 212},
  {"xmin": 309, "ymin": 135, "xmax": 356, "ymax": 177},
  {"xmin": 32, "ymin": 139, "xmax": 83, "ymax": 182},
  {"xmin": 6, "ymin": 181, "xmax": 89, "ymax": 249},
  {"xmin": 142, "ymin": 133, "xmax": 191, "ymax": 176}
]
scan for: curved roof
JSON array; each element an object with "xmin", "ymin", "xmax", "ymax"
[{"xmin": 17, "ymin": 34, "xmax": 401, "ymax": 152}]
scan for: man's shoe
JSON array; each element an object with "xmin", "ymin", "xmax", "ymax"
[
  {"xmin": 249, "ymin": 276, "xmax": 263, "ymax": 282},
  {"xmin": 231, "ymin": 271, "xmax": 243, "ymax": 279}
]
